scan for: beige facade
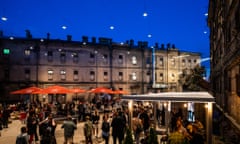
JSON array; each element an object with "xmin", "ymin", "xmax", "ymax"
[
  {"xmin": 208, "ymin": 0, "xmax": 240, "ymax": 127},
  {"xmin": 0, "ymin": 37, "xmax": 200, "ymax": 102}
]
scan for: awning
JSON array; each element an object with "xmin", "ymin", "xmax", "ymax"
[{"xmin": 121, "ymin": 92, "xmax": 215, "ymax": 103}]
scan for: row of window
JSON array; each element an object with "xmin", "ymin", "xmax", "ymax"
[{"xmin": 22, "ymin": 69, "xmax": 177, "ymax": 82}]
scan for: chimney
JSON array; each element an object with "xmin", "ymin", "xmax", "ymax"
[
  {"xmin": 82, "ymin": 36, "xmax": 88, "ymax": 43},
  {"xmin": 92, "ymin": 37, "xmax": 96, "ymax": 44},
  {"xmin": 161, "ymin": 44, "xmax": 165, "ymax": 49},
  {"xmin": 130, "ymin": 39, "xmax": 134, "ymax": 47},
  {"xmin": 67, "ymin": 35, "xmax": 72, "ymax": 41},
  {"xmin": 155, "ymin": 43, "xmax": 159, "ymax": 49},
  {"xmin": 167, "ymin": 43, "xmax": 171, "ymax": 49},
  {"xmin": 143, "ymin": 41, "xmax": 148, "ymax": 48},
  {"xmin": 25, "ymin": 30, "xmax": 32, "ymax": 39},
  {"xmin": 47, "ymin": 33, "xmax": 50, "ymax": 40}
]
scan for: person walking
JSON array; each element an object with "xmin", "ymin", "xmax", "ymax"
[
  {"xmin": 61, "ymin": 115, "xmax": 77, "ymax": 144},
  {"xmin": 16, "ymin": 126, "xmax": 29, "ymax": 144},
  {"xmin": 101, "ymin": 115, "xmax": 110, "ymax": 144},
  {"xmin": 84, "ymin": 116, "xmax": 93, "ymax": 144}
]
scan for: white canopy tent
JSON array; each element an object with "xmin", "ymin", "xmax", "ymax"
[{"xmin": 122, "ymin": 92, "xmax": 215, "ymax": 144}]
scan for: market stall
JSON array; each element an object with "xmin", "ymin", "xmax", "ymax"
[{"xmin": 122, "ymin": 92, "xmax": 215, "ymax": 144}]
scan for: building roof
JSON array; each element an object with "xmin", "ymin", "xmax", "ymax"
[{"xmin": 122, "ymin": 92, "xmax": 215, "ymax": 103}]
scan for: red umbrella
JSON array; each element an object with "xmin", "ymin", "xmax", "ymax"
[
  {"xmin": 10, "ymin": 86, "xmax": 42, "ymax": 94},
  {"xmin": 89, "ymin": 87, "xmax": 114, "ymax": 94},
  {"xmin": 70, "ymin": 88, "xmax": 86, "ymax": 93},
  {"xmin": 39, "ymin": 85, "xmax": 72, "ymax": 94},
  {"xmin": 113, "ymin": 90, "xmax": 129, "ymax": 95}
]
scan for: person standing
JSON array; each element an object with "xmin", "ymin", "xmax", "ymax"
[
  {"xmin": 2, "ymin": 107, "xmax": 10, "ymax": 128},
  {"xmin": 27, "ymin": 112, "xmax": 38, "ymax": 144},
  {"xmin": 39, "ymin": 114, "xmax": 57, "ymax": 144},
  {"xmin": 84, "ymin": 116, "xmax": 93, "ymax": 144},
  {"xmin": 138, "ymin": 108, "xmax": 150, "ymax": 135},
  {"xmin": 91, "ymin": 109, "xmax": 100, "ymax": 138},
  {"xmin": 111, "ymin": 111, "xmax": 126, "ymax": 144},
  {"xmin": 101, "ymin": 115, "xmax": 110, "ymax": 144},
  {"xmin": 61, "ymin": 115, "xmax": 77, "ymax": 144},
  {"xmin": 16, "ymin": 126, "xmax": 29, "ymax": 144},
  {"xmin": 132, "ymin": 117, "xmax": 143, "ymax": 144}
]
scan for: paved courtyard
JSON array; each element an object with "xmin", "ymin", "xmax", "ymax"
[{"xmin": 0, "ymin": 119, "xmax": 108, "ymax": 144}]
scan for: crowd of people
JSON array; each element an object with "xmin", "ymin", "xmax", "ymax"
[
  {"xmin": 168, "ymin": 108, "xmax": 205, "ymax": 144},
  {"xmin": 0, "ymin": 98, "xmax": 207, "ymax": 144}
]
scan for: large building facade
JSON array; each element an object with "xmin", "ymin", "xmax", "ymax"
[
  {"xmin": 208, "ymin": 0, "xmax": 240, "ymax": 136},
  {"xmin": 0, "ymin": 35, "xmax": 201, "ymax": 102}
]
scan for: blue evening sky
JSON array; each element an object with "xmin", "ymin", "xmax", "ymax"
[{"xmin": 0, "ymin": 0, "xmax": 210, "ymax": 73}]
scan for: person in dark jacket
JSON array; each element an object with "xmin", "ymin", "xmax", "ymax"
[
  {"xmin": 39, "ymin": 114, "xmax": 57, "ymax": 144},
  {"xmin": 101, "ymin": 115, "xmax": 110, "ymax": 144},
  {"xmin": 27, "ymin": 112, "xmax": 38, "ymax": 144},
  {"xmin": 111, "ymin": 111, "xmax": 126, "ymax": 144},
  {"xmin": 91, "ymin": 110, "xmax": 100, "ymax": 138},
  {"xmin": 61, "ymin": 115, "xmax": 77, "ymax": 144}
]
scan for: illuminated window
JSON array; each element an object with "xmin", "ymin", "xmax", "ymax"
[
  {"xmin": 24, "ymin": 49, "xmax": 31, "ymax": 56},
  {"xmin": 71, "ymin": 53, "xmax": 78, "ymax": 63},
  {"xmin": 132, "ymin": 56, "xmax": 137, "ymax": 65},
  {"xmin": 171, "ymin": 58, "xmax": 175, "ymax": 66},
  {"xmin": 73, "ymin": 70, "xmax": 78, "ymax": 81},
  {"xmin": 90, "ymin": 71, "xmax": 95, "ymax": 81},
  {"xmin": 60, "ymin": 70, "xmax": 66, "ymax": 80},
  {"xmin": 25, "ymin": 69, "xmax": 30, "ymax": 80},
  {"xmin": 104, "ymin": 72, "xmax": 108, "ymax": 81},
  {"xmin": 48, "ymin": 69, "xmax": 54, "ymax": 80},
  {"xmin": 119, "ymin": 72, "xmax": 123, "ymax": 80},
  {"xmin": 24, "ymin": 49, "xmax": 31, "ymax": 62},
  {"xmin": 132, "ymin": 72, "xmax": 137, "ymax": 80},
  {"xmin": 102, "ymin": 54, "xmax": 108, "ymax": 64}
]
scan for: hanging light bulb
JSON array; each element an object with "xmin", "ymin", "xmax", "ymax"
[
  {"xmin": 143, "ymin": 12, "xmax": 148, "ymax": 17},
  {"xmin": 62, "ymin": 25, "xmax": 67, "ymax": 30},
  {"xmin": 1, "ymin": 16, "xmax": 7, "ymax": 21}
]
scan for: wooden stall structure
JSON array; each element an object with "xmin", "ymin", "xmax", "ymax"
[{"xmin": 122, "ymin": 92, "xmax": 215, "ymax": 144}]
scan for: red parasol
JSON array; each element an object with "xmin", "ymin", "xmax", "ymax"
[
  {"xmin": 89, "ymin": 87, "xmax": 114, "ymax": 94},
  {"xmin": 70, "ymin": 88, "xmax": 86, "ymax": 93},
  {"xmin": 38, "ymin": 85, "xmax": 73, "ymax": 94},
  {"xmin": 10, "ymin": 86, "xmax": 42, "ymax": 94}
]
